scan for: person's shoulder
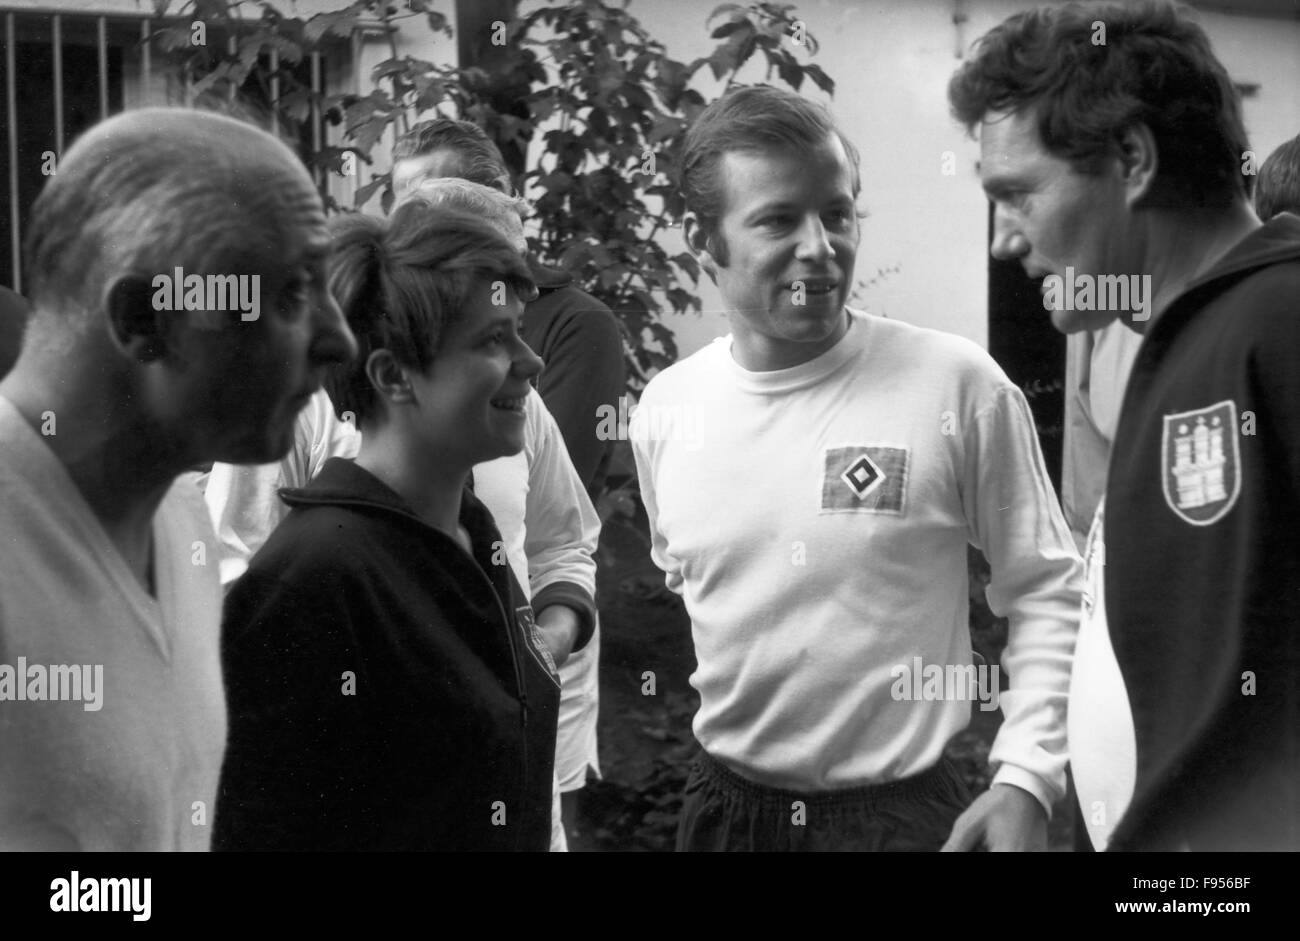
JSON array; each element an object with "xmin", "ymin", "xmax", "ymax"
[
  {"xmin": 224, "ymin": 503, "xmax": 380, "ymax": 645},
  {"xmin": 1163, "ymin": 253, "xmax": 1300, "ymax": 370},
  {"xmin": 638, "ymin": 338, "xmax": 730, "ymax": 405},
  {"xmin": 1222, "ymin": 256, "xmax": 1300, "ymax": 333},
  {"xmin": 855, "ymin": 312, "xmax": 1013, "ymax": 392},
  {"xmin": 245, "ymin": 498, "xmax": 375, "ymax": 586}
]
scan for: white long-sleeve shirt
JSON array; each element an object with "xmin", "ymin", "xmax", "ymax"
[
  {"xmin": 630, "ymin": 310, "xmax": 1081, "ymax": 812},
  {"xmin": 1066, "ymin": 501, "xmax": 1136, "ymax": 849}
]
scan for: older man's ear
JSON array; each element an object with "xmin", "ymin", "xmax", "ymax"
[{"xmin": 105, "ymin": 275, "xmax": 169, "ymax": 363}]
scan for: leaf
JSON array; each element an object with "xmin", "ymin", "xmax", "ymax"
[
  {"xmin": 734, "ymin": 33, "xmax": 758, "ymax": 69},
  {"xmin": 648, "ymin": 116, "xmax": 684, "ymax": 145},
  {"xmin": 426, "ymin": 11, "xmax": 452, "ymax": 37},
  {"xmin": 277, "ymin": 87, "xmax": 312, "ymax": 124},
  {"xmin": 706, "ymin": 46, "xmax": 735, "ymax": 81},
  {"xmin": 707, "ymin": 3, "xmax": 745, "ymax": 22},
  {"xmin": 304, "ymin": 8, "xmax": 361, "ymax": 45},
  {"xmin": 370, "ymin": 56, "xmax": 416, "ymax": 82},
  {"xmin": 354, "ymin": 174, "xmax": 387, "ymax": 211},
  {"xmin": 804, "ymin": 63, "xmax": 835, "ymax": 94},
  {"xmin": 710, "ymin": 20, "xmax": 748, "ymax": 40},
  {"xmin": 151, "ymin": 26, "xmax": 193, "ymax": 54},
  {"xmin": 775, "ymin": 55, "xmax": 803, "ymax": 91},
  {"xmin": 351, "ymin": 114, "xmax": 393, "ymax": 156},
  {"xmin": 538, "ymin": 171, "xmax": 574, "ymax": 194}
]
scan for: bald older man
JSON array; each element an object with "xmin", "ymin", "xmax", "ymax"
[{"xmin": 0, "ymin": 108, "xmax": 356, "ymax": 851}]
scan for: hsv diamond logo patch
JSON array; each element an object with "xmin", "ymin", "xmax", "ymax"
[
  {"xmin": 1161, "ymin": 400, "xmax": 1240, "ymax": 526},
  {"xmin": 822, "ymin": 445, "xmax": 908, "ymax": 514},
  {"xmin": 841, "ymin": 454, "xmax": 883, "ymax": 498}
]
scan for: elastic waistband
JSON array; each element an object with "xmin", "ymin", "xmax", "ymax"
[{"xmin": 695, "ymin": 749, "xmax": 959, "ymax": 811}]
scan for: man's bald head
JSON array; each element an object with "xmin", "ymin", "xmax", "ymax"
[{"xmin": 23, "ymin": 108, "xmax": 319, "ymax": 338}]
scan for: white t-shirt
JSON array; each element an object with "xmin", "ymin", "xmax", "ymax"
[
  {"xmin": 0, "ymin": 396, "xmax": 226, "ymax": 850},
  {"xmin": 631, "ymin": 310, "xmax": 1082, "ymax": 809},
  {"xmin": 1067, "ymin": 500, "xmax": 1137, "ymax": 850}
]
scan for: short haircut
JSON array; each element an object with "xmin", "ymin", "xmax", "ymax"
[
  {"xmin": 391, "ymin": 118, "xmax": 510, "ymax": 191},
  {"xmin": 324, "ymin": 202, "xmax": 535, "ymax": 428},
  {"xmin": 399, "ymin": 177, "xmax": 529, "ymax": 252},
  {"xmin": 678, "ymin": 85, "xmax": 861, "ymax": 264},
  {"xmin": 23, "ymin": 108, "xmax": 306, "ymax": 338},
  {"xmin": 948, "ymin": 0, "xmax": 1251, "ymax": 210},
  {"xmin": 1255, "ymin": 134, "xmax": 1300, "ymax": 221}
]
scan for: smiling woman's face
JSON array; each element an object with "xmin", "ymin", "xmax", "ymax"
[{"xmin": 404, "ymin": 278, "xmax": 542, "ymax": 469}]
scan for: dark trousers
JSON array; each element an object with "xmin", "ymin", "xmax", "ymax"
[{"xmin": 677, "ymin": 749, "xmax": 973, "ymax": 852}]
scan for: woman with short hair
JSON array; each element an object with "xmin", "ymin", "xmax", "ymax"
[{"xmin": 214, "ymin": 201, "xmax": 557, "ymax": 851}]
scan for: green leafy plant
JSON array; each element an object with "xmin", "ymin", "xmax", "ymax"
[{"xmin": 148, "ymin": 0, "xmax": 837, "ymax": 389}]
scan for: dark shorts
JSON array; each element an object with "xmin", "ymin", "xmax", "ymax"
[{"xmin": 676, "ymin": 749, "xmax": 973, "ymax": 852}]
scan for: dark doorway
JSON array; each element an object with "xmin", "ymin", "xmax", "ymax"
[{"xmin": 985, "ymin": 204, "xmax": 1065, "ymax": 491}]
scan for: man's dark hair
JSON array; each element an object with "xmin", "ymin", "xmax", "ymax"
[
  {"xmin": 1255, "ymin": 134, "xmax": 1300, "ymax": 221},
  {"xmin": 679, "ymin": 85, "xmax": 861, "ymax": 265},
  {"xmin": 323, "ymin": 202, "xmax": 534, "ymax": 428},
  {"xmin": 391, "ymin": 118, "xmax": 510, "ymax": 191},
  {"xmin": 948, "ymin": 0, "xmax": 1251, "ymax": 210}
]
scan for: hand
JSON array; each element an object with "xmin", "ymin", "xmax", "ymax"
[
  {"xmin": 535, "ymin": 605, "xmax": 581, "ymax": 669},
  {"xmin": 941, "ymin": 783, "xmax": 1047, "ymax": 852}
]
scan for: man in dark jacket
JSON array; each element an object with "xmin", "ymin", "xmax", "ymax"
[{"xmin": 951, "ymin": 0, "xmax": 1300, "ymax": 850}]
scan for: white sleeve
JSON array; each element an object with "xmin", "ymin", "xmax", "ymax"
[
  {"xmin": 522, "ymin": 394, "xmax": 599, "ymax": 604},
  {"xmin": 629, "ymin": 399, "xmax": 684, "ymax": 597},
  {"xmin": 204, "ymin": 391, "xmax": 358, "ymax": 588},
  {"xmin": 962, "ymin": 385, "xmax": 1083, "ymax": 814},
  {"xmin": 203, "ymin": 459, "xmax": 286, "ymax": 588}
]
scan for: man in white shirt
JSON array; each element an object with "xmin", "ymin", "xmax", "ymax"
[
  {"xmin": 0, "ymin": 108, "xmax": 356, "ymax": 850},
  {"xmin": 631, "ymin": 85, "xmax": 1081, "ymax": 851}
]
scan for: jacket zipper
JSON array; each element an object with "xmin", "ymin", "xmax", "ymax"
[
  {"xmin": 451, "ymin": 529, "xmax": 532, "ymax": 850},
  {"xmin": 288, "ymin": 485, "xmax": 535, "ymax": 847}
]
